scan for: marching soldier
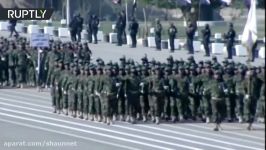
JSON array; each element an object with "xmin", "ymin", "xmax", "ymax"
[
  {"xmin": 243, "ymin": 67, "xmax": 262, "ymax": 130},
  {"xmin": 86, "ymin": 13, "xmax": 93, "ymax": 43},
  {"xmin": 209, "ymin": 70, "xmax": 227, "ymax": 131}
]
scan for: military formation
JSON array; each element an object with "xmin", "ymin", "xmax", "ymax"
[{"xmin": 1, "ymin": 35, "xmax": 264, "ymax": 131}]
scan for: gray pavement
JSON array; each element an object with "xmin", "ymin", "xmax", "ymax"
[
  {"xmin": 0, "ymin": 88, "xmax": 265, "ymax": 150},
  {"xmin": 0, "ymin": 30, "xmax": 265, "ymax": 66}
]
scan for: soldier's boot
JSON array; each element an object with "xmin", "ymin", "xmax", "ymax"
[
  {"xmin": 20, "ymin": 84, "xmax": 23, "ymax": 89},
  {"xmin": 119, "ymin": 115, "xmax": 125, "ymax": 121},
  {"xmin": 72, "ymin": 111, "xmax": 77, "ymax": 118},
  {"xmin": 63, "ymin": 109, "xmax": 68, "ymax": 116},
  {"xmin": 130, "ymin": 116, "xmax": 136, "ymax": 124},
  {"xmin": 102, "ymin": 116, "xmax": 107, "ymax": 124},
  {"xmin": 89, "ymin": 115, "xmax": 93, "ymax": 121},
  {"xmin": 97, "ymin": 115, "xmax": 102, "ymax": 122},
  {"xmin": 85, "ymin": 113, "xmax": 89, "ymax": 120},
  {"xmin": 151, "ymin": 116, "xmax": 155, "ymax": 123},
  {"xmin": 79, "ymin": 112, "xmax": 84, "ymax": 119},
  {"xmin": 213, "ymin": 124, "xmax": 219, "ymax": 131},
  {"xmin": 136, "ymin": 113, "xmax": 140, "ymax": 120},
  {"xmin": 106, "ymin": 117, "xmax": 112, "ymax": 125},
  {"xmin": 53, "ymin": 107, "xmax": 56, "ymax": 113},
  {"xmin": 93, "ymin": 115, "xmax": 97, "ymax": 121},
  {"xmin": 238, "ymin": 116, "xmax": 243, "ymax": 123},
  {"xmin": 57, "ymin": 109, "xmax": 61, "ymax": 114},
  {"xmin": 171, "ymin": 116, "xmax": 176, "ymax": 123},
  {"xmin": 155, "ymin": 117, "xmax": 160, "ymax": 125},
  {"xmin": 112, "ymin": 115, "xmax": 117, "ymax": 121},
  {"xmin": 179, "ymin": 115, "xmax": 184, "ymax": 122},
  {"xmin": 142, "ymin": 115, "xmax": 147, "ymax": 122},
  {"xmin": 258, "ymin": 117, "xmax": 265, "ymax": 123},
  {"xmin": 126, "ymin": 115, "xmax": 130, "ymax": 122},
  {"xmin": 206, "ymin": 117, "xmax": 210, "ymax": 124},
  {"xmin": 247, "ymin": 123, "xmax": 252, "ymax": 130}
]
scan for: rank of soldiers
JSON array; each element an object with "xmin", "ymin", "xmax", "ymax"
[{"xmin": 0, "ymin": 36, "xmax": 264, "ymax": 131}]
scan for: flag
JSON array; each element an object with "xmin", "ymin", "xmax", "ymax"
[
  {"xmin": 200, "ymin": 0, "xmax": 211, "ymax": 5},
  {"xmin": 221, "ymin": 0, "xmax": 232, "ymax": 5},
  {"xmin": 241, "ymin": 0, "xmax": 257, "ymax": 51},
  {"xmin": 132, "ymin": 0, "xmax": 137, "ymax": 16},
  {"xmin": 177, "ymin": 0, "xmax": 191, "ymax": 6},
  {"xmin": 133, "ymin": 0, "xmax": 137, "ymax": 9},
  {"xmin": 112, "ymin": 0, "xmax": 121, "ymax": 5}
]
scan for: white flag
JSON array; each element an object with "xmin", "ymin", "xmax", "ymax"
[
  {"xmin": 221, "ymin": 0, "xmax": 232, "ymax": 5},
  {"xmin": 200, "ymin": 0, "xmax": 210, "ymax": 5},
  {"xmin": 241, "ymin": 0, "xmax": 257, "ymax": 50}
]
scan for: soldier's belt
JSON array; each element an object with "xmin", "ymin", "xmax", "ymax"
[{"xmin": 212, "ymin": 97, "xmax": 223, "ymax": 100}]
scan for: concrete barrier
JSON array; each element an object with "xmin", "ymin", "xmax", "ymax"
[
  {"xmin": 259, "ymin": 47, "xmax": 265, "ymax": 59},
  {"xmin": 147, "ymin": 36, "xmax": 156, "ymax": 48},
  {"xmin": 28, "ymin": 25, "xmax": 40, "ymax": 34},
  {"xmin": 44, "ymin": 26, "xmax": 55, "ymax": 36},
  {"xmin": 212, "ymin": 43, "xmax": 224, "ymax": 54},
  {"xmin": 193, "ymin": 41, "xmax": 201, "ymax": 52},
  {"xmin": 235, "ymin": 45, "xmax": 248, "ymax": 56},
  {"xmin": 0, "ymin": 21, "xmax": 9, "ymax": 31},
  {"xmin": 167, "ymin": 39, "xmax": 180, "ymax": 50},
  {"xmin": 109, "ymin": 33, "xmax": 117, "ymax": 43},
  {"xmin": 58, "ymin": 27, "xmax": 70, "ymax": 37}
]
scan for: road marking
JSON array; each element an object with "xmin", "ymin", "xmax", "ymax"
[
  {"xmin": 161, "ymin": 124, "xmax": 264, "ymax": 146},
  {"xmin": 113, "ymin": 124, "xmax": 235, "ymax": 150},
  {"xmin": 0, "ymin": 118, "xmax": 140, "ymax": 150},
  {"xmin": 0, "ymin": 97, "xmax": 51, "ymax": 109},
  {"xmin": 1, "ymin": 89, "xmax": 50, "ymax": 100},
  {"xmin": 0, "ymin": 112, "xmax": 175, "ymax": 150},
  {"xmin": 137, "ymin": 125, "xmax": 264, "ymax": 150},
  {"xmin": 0, "ymin": 105, "xmax": 200, "ymax": 150},
  {"xmin": 0, "ymin": 93, "xmax": 50, "ymax": 105},
  {"xmin": 186, "ymin": 124, "xmax": 265, "ymax": 140}
]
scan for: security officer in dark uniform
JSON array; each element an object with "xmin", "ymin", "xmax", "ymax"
[
  {"xmin": 128, "ymin": 17, "xmax": 139, "ymax": 48},
  {"xmin": 116, "ymin": 13, "xmax": 124, "ymax": 46},
  {"xmin": 155, "ymin": 19, "xmax": 162, "ymax": 50},
  {"xmin": 9, "ymin": 19, "xmax": 19, "ymax": 38},
  {"xmin": 86, "ymin": 13, "xmax": 93, "ymax": 43},
  {"xmin": 224, "ymin": 23, "xmax": 236, "ymax": 59},
  {"xmin": 201, "ymin": 24, "xmax": 211, "ymax": 56},
  {"xmin": 168, "ymin": 23, "xmax": 177, "ymax": 52},
  {"xmin": 186, "ymin": 23, "xmax": 196, "ymax": 54},
  {"xmin": 69, "ymin": 14, "xmax": 78, "ymax": 42},
  {"xmin": 76, "ymin": 14, "xmax": 84, "ymax": 42},
  {"xmin": 91, "ymin": 14, "xmax": 100, "ymax": 44}
]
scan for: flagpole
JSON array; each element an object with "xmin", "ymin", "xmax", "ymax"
[
  {"xmin": 66, "ymin": 0, "xmax": 70, "ymax": 25},
  {"xmin": 125, "ymin": 0, "xmax": 129, "ymax": 28}
]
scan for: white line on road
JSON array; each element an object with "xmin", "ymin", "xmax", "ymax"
[
  {"xmin": 0, "ymin": 118, "xmax": 140, "ymax": 150},
  {"xmin": 137, "ymin": 125, "xmax": 264, "ymax": 150},
  {"xmin": 161, "ymin": 124, "xmax": 264, "ymax": 146},
  {"xmin": 0, "ymin": 112, "xmax": 176, "ymax": 150},
  {"xmin": 186, "ymin": 124, "xmax": 265, "ymax": 140}
]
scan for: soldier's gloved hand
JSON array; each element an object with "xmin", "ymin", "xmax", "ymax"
[
  {"xmin": 1, "ymin": 57, "xmax": 5, "ymax": 61},
  {"xmin": 245, "ymin": 94, "xmax": 250, "ymax": 99},
  {"xmin": 64, "ymin": 91, "xmax": 67, "ymax": 94},
  {"xmin": 116, "ymin": 83, "xmax": 121, "ymax": 87},
  {"xmin": 224, "ymin": 89, "xmax": 228, "ymax": 93},
  {"xmin": 163, "ymin": 86, "xmax": 168, "ymax": 90},
  {"xmin": 140, "ymin": 82, "xmax": 144, "ymax": 86},
  {"xmin": 124, "ymin": 94, "xmax": 127, "ymax": 98}
]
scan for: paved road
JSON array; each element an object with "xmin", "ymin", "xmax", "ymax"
[
  {"xmin": 0, "ymin": 31, "xmax": 265, "ymax": 66},
  {"xmin": 0, "ymin": 88, "xmax": 264, "ymax": 150}
]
